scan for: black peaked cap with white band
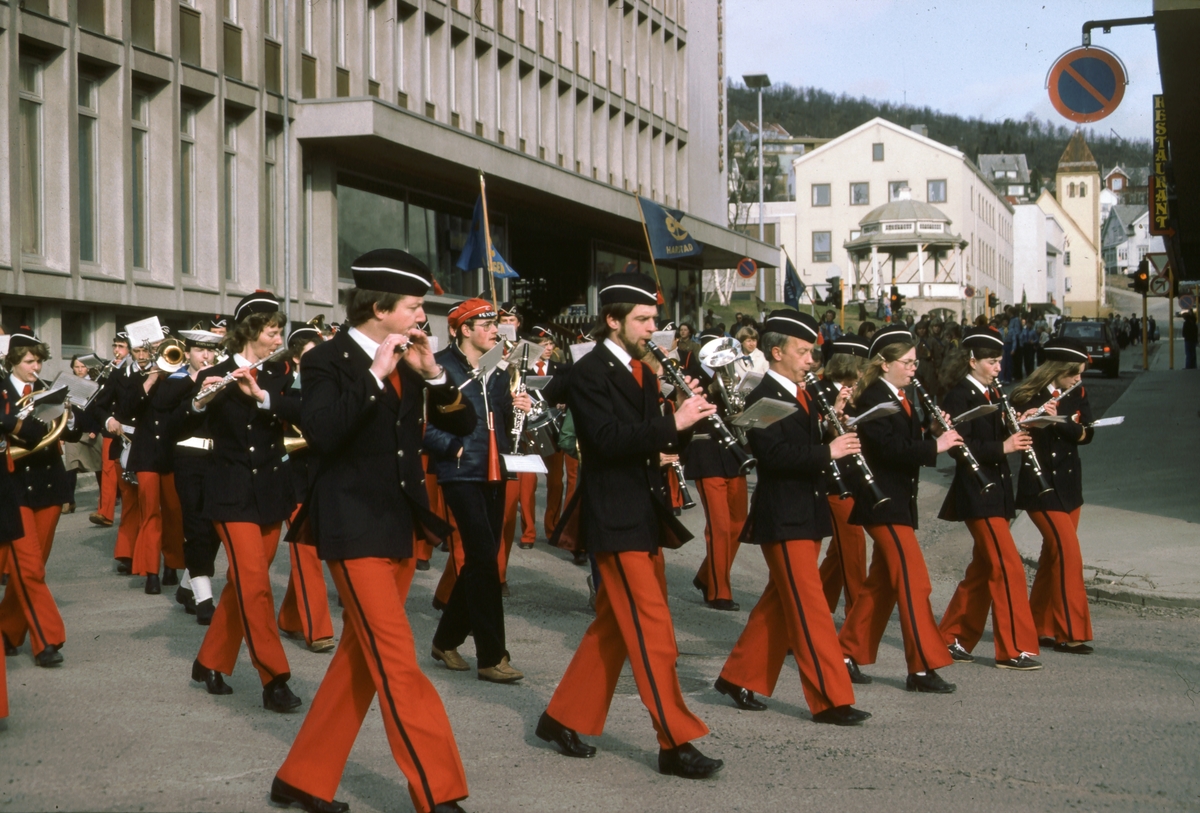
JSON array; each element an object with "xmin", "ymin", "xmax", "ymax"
[
  {"xmin": 233, "ymin": 290, "xmax": 282, "ymax": 323},
  {"xmin": 830, "ymin": 335, "xmax": 870, "ymax": 358},
  {"xmin": 962, "ymin": 327, "xmax": 1004, "ymax": 354},
  {"xmin": 868, "ymin": 324, "xmax": 914, "ymax": 357},
  {"xmin": 1043, "ymin": 337, "xmax": 1090, "ymax": 363},
  {"xmin": 8, "ymin": 327, "xmax": 42, "ymax": 350},
  {"xmin": 762, "ymin": 309, "xmax": 819, "ymax": 342},
  {"xmin": 351, "ymin": 248, "xmax": 433, "ymax": 297},
  {"xmin": 598, "ymin": 272, "xmax": 658, "ymax": 306},
  {"xmin": 288, "ymin": 322, "xmax": 323, "ymax": 346}
]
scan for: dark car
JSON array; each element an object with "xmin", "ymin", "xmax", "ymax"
[{"xmin": 1059, "ymin": 320, "xmax": 1120, "ymax": 378}]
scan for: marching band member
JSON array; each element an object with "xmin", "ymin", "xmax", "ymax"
[
  {"xmin": 170, "ymin": 332, "xmax": 221, "ymax": 625},
  {"xmin": 530, "ymin": 326, "xmax": 574, "ymax": 540},
  {"xmin": 275, "ymin": 322, "xmax": 335, "ymax": 653},
  {"xmin": 936, "ymin": 328, "xmax": 1042, "ymax": 670},
  {"xmin": 424, "ymin": 298, "xmax": 530, "ymax": 682},
  {"xmin": 536, "ymin": 272, "xmax": 724, "ymax": 779},
  {"xmin": 837, "ymin": 325, "xmax": 963, "ymax": 693},
  {"xmin": 188, "ymin": 292, "xmax": 300, "ymax": 712},
  {"xmin": 715, "ymin": 310, "xmax": 870, "ymax": 726},
  {"xmin": 685, "ymin": 329, "xmax": 749, "ymax": 611},
  {"xmin": 497, "ymin": 306, "xmax": 537, "ymax": 570},
  {"xmin": 0, "ymin": 328, "xmax": 73, "ymax": 667},
  {"xmin": 271, "ymin": 249, "xmax": 475, "ymax": 813},
  {"xmin": 88, "ymin": 332, "xmax": 130, "ymax": 528},
  {"xmin": 815, "ymin": 335, "xmax": 870, "ymax": 615},
  {"xmin": 1011, "ymin": 337, "xmax": 1095, "ymax": 655}
]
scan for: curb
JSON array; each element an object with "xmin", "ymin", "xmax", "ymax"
[{"xmin": 1020, "ymin": 554, "xmax": 1200, "ymax": 611}]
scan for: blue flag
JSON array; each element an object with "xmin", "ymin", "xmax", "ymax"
[
  {"xmin": 456, "ymin": 196, "xmax": 519, "ymax": 279},
  {"xmin": 783, "ymin": 257, "xmax": 805, "ymax": 309},
  {"xmin": 638, "ymin": 196, "xmax": 703, "ymax": 260}
]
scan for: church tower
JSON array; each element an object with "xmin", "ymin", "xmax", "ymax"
[{"xmin": 1056, "ymin": 129, "xmax": 1101, "ymax": 253}]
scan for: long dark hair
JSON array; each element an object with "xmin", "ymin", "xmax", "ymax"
[{"xmin": 1012, "ymin": 361, "xmax": 1085, "ymax": 407}]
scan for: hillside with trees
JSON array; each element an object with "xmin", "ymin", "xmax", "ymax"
[{"xmin": 727, "ymin": 82, "xmax": 1153, "ymax": 202}]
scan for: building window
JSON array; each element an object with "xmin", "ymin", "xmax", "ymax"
[
  {"xmin": 301, "ymin": 166, "xmax": 313, "ymax": 290},
  {"xmin": 927, "ymin": 179, "xmax": 947, "ymax": 203},
  {"xmin": 131, "ymin": 91, "xmax": 150, "ymax": 269},
  {"xmin": 78, "ymin": 75, "xmax": 100, "ymax": 263},
  {"xmin": 1079, "ymin": 182, "xmax": 1087, "ymax": 197},
  {"xmin": 180, "ymin": 4, "xmax": 202, "ymax": 65},
  {"xmin": 303, "ymin": 0, "xmax": 313, "ymax": 51},
  {"xmin": 262, "ymin": 128, "xmax": 278, "ymax": 287},
  {"xmin": 1138, "ymin": 245, "xmax": 1149, "ymax": 260},
  {"xmin": 61, "ymin": 310, "xmax": 92, "ymax": 351},
  {"xmin": 811, "ymin": 183, "xmax": 831, "ymax": 207},
  {"xmin": 1068, "ymin": 182, "xmax": 1076, "ymax": 198},
  {"xmin": 224, "ymin": 0, "xmax": 236, "ymax": 21},
  {"xmin": 79, "ymin": 0, "xmax": 106, "ymax": 33},
  {"xmin": 262, "ymin": 0, "xmax": 277, "ymax": 37},
  {"xmin": 1064, "ymin": 251, "xmax": 1071, "ymax": 266},
  {"xmin": 1113, "ymin": 177, "xmax": 1124, "ymax": 190},
  {"xmin": 889, "ymin": 181, "xmax": 908, "ymax": 201},
  {"xmin": 872, "ymin": 142, "xmax": 884, "ymax": 161},
  {"xmin": 224, "ymin": 118, "xmax": 237, "ymax": 281},
  {"xmin": 18, "ymin": 59, "xmax": 43, "ymax": 257},
  {"xmin": 180, "ymin": 106, "xmax": 196, "ymax": 275},
  {"xmin": 336, "ymin": 0, "xmax": 346, "ymax": 65},
  {"xmin": 850, "ymin": 182, "xmax": 869, "ymax": 205},
  {"xmin": 812, "ymin": 231, "xmax": 832, "ymax": 263}
]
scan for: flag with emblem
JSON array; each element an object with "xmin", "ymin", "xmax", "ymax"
[
  {"xmin": 457, "ymin": 196, "xmax": 520, "ymax": 279},
  {"xmin": 637, "ymin": 196, "xmax": 703, "ymax": 260},
  {"xmin": 783, "ymin": 256, "xmax": 806, "ymax": 309}
]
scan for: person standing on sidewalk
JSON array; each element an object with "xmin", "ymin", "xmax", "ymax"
[
  {"xmin": 936, "ymin": 328, "xmax": 1043, "ymax": 671},
  {"xmin": 1183, "ymin": 312, "xmax": 1197, "ymax": 369},
  {"xmin": 61, "ymin": 355, "xmax": 103, "ymax": 514},
  {"xmin": 1011, "ymin": 338, "xmax": 1096, "ymax": 655}
]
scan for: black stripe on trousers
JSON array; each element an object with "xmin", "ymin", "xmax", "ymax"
[
  {"xmin": 8, "ymin": 535, "xmax": 50, "ymax": 650},
  {"xmin": 777, "ymin": 541, "xmax": 828, "ymax": 699},
  {"xmin": 291, "ymin": 542, "xmax": 317, "ymax": 642},
  {"xmin": 980, "ymin": 518, "xmax": 1021, "ymax": 653},
  {"xmin": 696, "ymin": 479, "xmax": 717, "ymax": 600},
  {"xmin": 1037, "ymin": 511, "xmax": 1075, "ymax": 641},
  {"xmin": 335, "ymin": 561, "xmax": 436, "ymax": 812},
  {"xmin": 218, "ymin": 522, "xmax": 277, "ymax": 681},
  {"xmin": 828, "ymin": 502, "xmax": 851, "ymax": 611},
  {"xmin": 883, "ymin": 524, "xmax": 932, "ymax": 674},
  {"xmin": 612, "ymin": 554, "xmax": 677, "ymax": 750}
]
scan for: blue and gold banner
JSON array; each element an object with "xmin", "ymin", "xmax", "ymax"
[
  {"xmin": 456, "ymin": 196, "xmax": 520, "ymax": 279},
  {"xmin": 637, "ymin": 196, "xmax": 703, "ymax": 260}
]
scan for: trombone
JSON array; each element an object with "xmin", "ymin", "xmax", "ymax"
[{"xmin": 153, "ymin": 338, "xmax": 187, "ymax": 373}]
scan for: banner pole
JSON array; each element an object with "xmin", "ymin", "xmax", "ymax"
[
  {"xmin": 634, "ymin": 194, "xmax": 664, "ymax": 304},
  {"xmin": 480, "ymin": 170, "xmax": 498, "ymax": 314}
]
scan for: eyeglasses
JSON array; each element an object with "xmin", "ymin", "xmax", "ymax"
[{"xmin": 893, "ymin": 359, "xmax": 918, "ymax": 369}]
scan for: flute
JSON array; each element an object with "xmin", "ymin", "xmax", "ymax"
[
  {"xmin": 910, "ymin": 378, "xmax": 994, "ymax": 493},
  {"xmin": 193, "ymin": 345, "xmax": 291, "ymax": 403}
]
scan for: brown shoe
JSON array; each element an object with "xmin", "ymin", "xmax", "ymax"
[
  {"xmin": 431, "ymin": 646, "xmax": 470, "ymax": 671},
  {"xmin": 89, "ymin": 512, "xmax": 113, "ymax": 527},
  {"xmin": 500, "ymin": 582, "xmax": 510, "ymax": 598},
  {"xmin": 309, "ymin": 637, "xmax": 336, "ymax": 653},
  {"xmin": 62, "ymin": 503, "xmax": 75, "ymax": 514},
  {"xmin": 478, "ymin": 655, "xmax": 523, "ymax": 683}
]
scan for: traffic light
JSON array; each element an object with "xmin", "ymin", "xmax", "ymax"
[
  {"xmin": 987, "ymin": 293, "xmax": 999, "ymax": 309},
  {"xmin": 889, "ymin": 285, "xmax": 905, "ymax": 313},
  {"xmin": 1131, "ymin": 259, "xmax": 1150, "ymax": 294}
]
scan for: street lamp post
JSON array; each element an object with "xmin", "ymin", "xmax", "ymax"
[{"xmin": 743, "ymin": 73, "xmax": 771, "ymax": 301}]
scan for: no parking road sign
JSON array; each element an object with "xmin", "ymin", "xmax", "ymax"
[
  {"xmin": 737, "ymin": 258, "xmax": 758, "ymax": 279},
  {"xmin": 1047, "ymin": 46, "xmax": 1128, "ymax": 124}
]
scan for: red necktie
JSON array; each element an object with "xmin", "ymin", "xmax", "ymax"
[
  {"xmin": 537, "ymin": 361, "xmax": 545, "ymax": 376},
  {"xmin": 21, "ymin": 384, "xmax": 31, "ymax": 397},
  {"xmin": 985, "ymin": 389, "xmax": 992, "ymax": 402},
  {"xmin": 630, "ymin": 359, "xmax": 644, "ymax": 387},
  {"xmin": 248, "ymin": 368, "xmax": 258, "ymax": 383},
  {"xmin": 795, "ymin": 384, "xmax": 809, "ymax": 413},
  {"xmin": 388, "ymin": 369, "xmax": 403, "ymax": 398},
  {"xmin": 1051, "ymin": 389, "xmax": 1061, "ymax": 398},
  {"xmin": 898, "ymin": 389, "xmax": 912, "ymax": 417}
]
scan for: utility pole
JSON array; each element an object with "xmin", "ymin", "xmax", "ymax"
[{"xmin": 742, "ymin": 73, "xmax": 771, "ymax": 302}]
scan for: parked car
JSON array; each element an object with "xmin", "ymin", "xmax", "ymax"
[{"xmin": 1059, "ymin": 320, "xmax": 1120, "ymax": 378}]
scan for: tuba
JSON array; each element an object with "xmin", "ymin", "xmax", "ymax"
[
  {"xmin": 698, "ymin": 336, "xmax": 749, "ymax": 441},
  {"xmin": 9, "ymin": 390, "xmax": 71, "ymax": 463}
]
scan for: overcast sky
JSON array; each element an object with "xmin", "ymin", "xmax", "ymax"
[{"xmin": 725, "ymin": 0, "xmax": 1161, "ymax": 141}]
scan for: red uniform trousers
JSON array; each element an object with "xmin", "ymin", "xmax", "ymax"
[
  {"xmin": 939, "ymin": 516, "xmax": 1040, "ymax": 661},
  {"xmin": 415, "ymin": 462, "xmax": 441, "ymax": 564},
  {"xmin": 839, "ymin": 524, "xmax": 953, "ymax": 674},
  {"xmin": 278, "ymin": 507, "xmax": 334, "ymax": 645},
  {"xmin": 197, "ymin": 521, "xmax": 290, "ymax": 685},
  {"xmin": 1028, "ymin": 508, "xmax": 1093, "ymax": 643},
  {"xmin": 0, "ymin": 506, "xmax": 66, "ymax": 656},
  {"xmin": 501, "ymin": 472, "xmax": 537, "ymax": 567},
  {"xmin": 546, "ymin": 550, "xmax": 709, "ymax": 750},
  {"xmin": 131, "ymin": 472, "xmax": 186, "ymax": 577},
  {"xmin": 0, "ymin": 545, "xmax": 7, "ymax": 719},
  {"xmin": 542, "ymin": 451, "xmax": 578, "ymax": 537},
  {"xmin": 720, "ymin": 540, "xmax": 855, "ymax": 715},
  {"xmin": 98, "ymin": 437, "xmax": 118, "ymax": 521},
  {"xmin": 692, "ymin": 476, "xmax": 747, "ymax": 602},
  {"xmin": 819, "ymin": 495, "xmax": 868, "ymax": 614},
  {"xmin": 276, "ymin": 557, "xmax": 468, "ymax": 813},
  {"xmin": 113, "ymin": 473, "xmax": 140, "ymax": 562}
]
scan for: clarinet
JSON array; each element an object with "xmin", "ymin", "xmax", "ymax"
[
  {"xmin": 646, "ymin": 340, "xmax": 756, "ymax": 475},
  {"xmin": 510, "ymin": 343, "xmax": 531, "ymax": 451},
  {"xmin": 910, "ymin": 378, "xmax": 994, "ymax": 493},
  {"xmin": 671, "ymin": 461, "xmax": 697, "ymax": 510},
  {"xmin": 992, "ymin": 386, "xmax": 1055, "ymax": 496},
  {"xmin": 804, "ymin": 374, "xmax": 890, "ymax": 509}
]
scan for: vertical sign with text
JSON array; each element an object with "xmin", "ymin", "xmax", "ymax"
[{"xmin": 1150, "ymin": 94, "xmax": 1175, "ymax": 237}]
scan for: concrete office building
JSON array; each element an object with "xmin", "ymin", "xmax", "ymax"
[{"xmin": 0, "ymin": 0, "xmax": 771, "ymax": 376}]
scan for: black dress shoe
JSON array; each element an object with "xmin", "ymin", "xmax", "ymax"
[
  {"xmin": 431, "ymin": 804, "xmax": 465, "ymax": 813},
  {"xmin": 192, "ymin": 660, "xmax": 233, "ymax": 695},
  {"xmin": 269, "ymin": 776, "xmax": 349, "ymax": 813},
  {"xmin": 176, "ymin": 585, "xmax": 196, "ymax": 613},
  {"xmin": 518, "ymin": 542, "xmax": 534, "ymax": 550},
  {"xmin": 714, "ymin": 676, "xmax": 766, "ymax": 711},
  {"xmin": 535, "ymin": 711, "xmax": 596, "ymax": 758},
  {"xmin": 572, "ymin": 550, "xmax": 588, "ymax": 566},
  {"xmin": 658, "ymin": 742, "xmax": 723, "ymax": 779},
  {"xmin": 692, "ymin": 575, "xmax": 706, "ymax": 596},
  {"xmin": 705, "ymin": 598, "xmax": 740, "ymax": 611},
  {"xmin": 1039, "ymin": 636, "xmax": 1056, "ymax": 648},
  {"xmin": 263, "ymin": 676, "xmax": 302, "ymax": 712},
  {"xmin": 145, "ymin": 574, "xmax": 162, "ymax": 595},
  {"xmin": 195, "ymin": 598, "xmax": 215, "ymax": 625},
  {"xmin": 116, "ymin": 557, "xmax": 132, "ymax": 575},
  {"xmin": 947, "ymin": 641, "xmax": 975, "ymax": 663},
  {"xmin": 415, "ymin": 559, "xmax": 430, "ymax": 571},
  {"xmin": 35, "ymin": 645, "xmax": 63, "ymax": 667},
  {"xmin": 845, "ymin": 658, "xmax": 872, "ymax": 685},
  {"xmin": 996, "ymin": 654, "xmax": 1043, "ymax": 671},
  {"xmin": 431, "ymin": 596, "xmax": 447, "ymax": 611},
  {"xmin": 905, "ymin": 669, "xmax": 956, "ymax": 694},
  {"xmin": 162, "ymin": 568, "xmax": 179, "ymax": 586},
  {"xmin": 812, "ymin": 705, "xmax": 871, "ymax": 726},
  {"xmin": 3, "ymin": 636, "xmax": 17, "ymax": 656},
  {"xmin": 1053, "ymin": 642, "xmax": 1094, "ymax": 655}
]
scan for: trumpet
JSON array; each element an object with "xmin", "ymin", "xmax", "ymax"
[
  {"xmin": 646, "ymin": 340, "xmax": 755, "ymax": 475},
  {"xmin": 992, "ymin": 386, "xmax": 1054, "ymax": 496},
  {"xmin": 193, "ymin": 345, "xmax": 291, "ymax": 403},
  {"xmin": 804, "ymin": 373, "xmax": 890, "ymax": 509},
  {"xmin": 911, "ymin": 379, "xmax": 994, "ymax": 493}
]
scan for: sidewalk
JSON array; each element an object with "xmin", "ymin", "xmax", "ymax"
[{"xmin": 1011, "ymin": 339, "xmax": 1200, "ymax": 608}]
